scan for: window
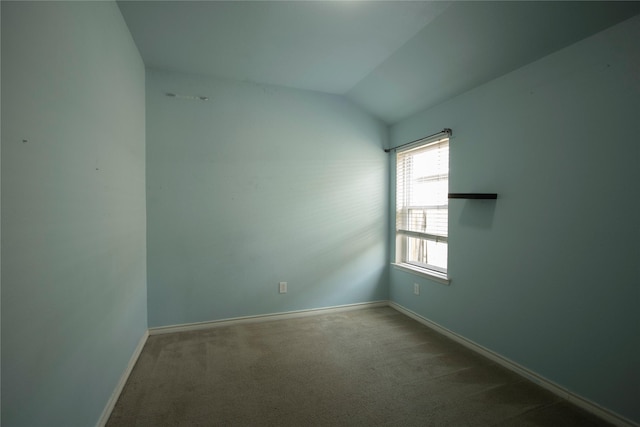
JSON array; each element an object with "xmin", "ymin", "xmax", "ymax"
[{"xmin": 395, "ymin": 135, "xmax": 449, "ymax": 280}]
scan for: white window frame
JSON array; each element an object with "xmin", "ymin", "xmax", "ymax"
[{"xmin": 393, "ymin": 134, "xmax": 451, "ymax": 285}]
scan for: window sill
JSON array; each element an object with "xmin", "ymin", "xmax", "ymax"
[{"xmin": 392, "ymin": 263, "xmax": 451, "ymax": 285}]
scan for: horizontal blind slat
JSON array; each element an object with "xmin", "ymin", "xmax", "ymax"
[{"xmin": 396, "ymin": 229, "xmax": 448, "ymax": 243}]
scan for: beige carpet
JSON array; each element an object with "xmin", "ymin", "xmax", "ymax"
[{"xmin": 107, "ymin": 307, "xmax": 609, "ymax": 426}]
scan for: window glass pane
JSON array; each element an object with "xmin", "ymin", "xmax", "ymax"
[
  {"xmin": 406, "ymin": 237, "xmax": 447, "ymax": 271},
  {"xmin": 406, "ymin": 208, "xmax": 447, "ymax": 236},
  {"xmin": 411, "ymin": 145, "xmax": 449, "ymax": 175},
  {"xmin": 409, "ymin": 179, "xmax": 448, "ymax": 206}
]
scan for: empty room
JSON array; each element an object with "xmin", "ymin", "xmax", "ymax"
[{"xmin": 2, "ymin": 1, "xmax": 639, "ymax": 426}]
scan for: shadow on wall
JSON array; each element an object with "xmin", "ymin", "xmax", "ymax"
[{"xmin": 456, "ymin": 199, "xmax": 498, "ymax": 229}]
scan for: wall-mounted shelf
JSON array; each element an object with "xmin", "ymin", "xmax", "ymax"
[{"xmin": 448, "ymin": 193, "xmax": 498, "ymax": 199}]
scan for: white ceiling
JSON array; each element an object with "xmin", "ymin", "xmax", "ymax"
[{"xmin": 118, "ymin": 1, "xmax": 640, "ymax": 124}]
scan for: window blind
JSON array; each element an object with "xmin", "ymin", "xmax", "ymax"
[{"xmin": 396, "ymin": 136, "xmax": 449, "ymax": 272}]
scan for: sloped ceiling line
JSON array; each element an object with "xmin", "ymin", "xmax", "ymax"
[{"xmin": 118, "ymin": 1, "xmax": 640, "ymax": 124}]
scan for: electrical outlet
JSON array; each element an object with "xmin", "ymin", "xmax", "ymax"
[
  {"xmin": 414, "ymin": 283, "xmax": 420, "ymax": 295},
  {"xmin": 279, "ymin": 282, "xmax": 287, "ymax": 294}
]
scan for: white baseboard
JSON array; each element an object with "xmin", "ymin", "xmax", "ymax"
[
  {"xmin": 389, "ymin": 302, "xmax": 637, "ymax": 427},
  {"xmin": 96, "ymin": 330, "xmax": 149, "ymax": 427},
  {"xmin": 149, "ymin": 301, "xmax": 389, "ymax": 335}
]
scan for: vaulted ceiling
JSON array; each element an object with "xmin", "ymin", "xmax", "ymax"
[{"xmin": 118, "ymin": 1, "xmax": 640, "ymax": 124}]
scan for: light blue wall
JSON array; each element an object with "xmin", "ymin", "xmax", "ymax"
[
  {"xmin": 389, "ymin": 15, "xmax": 640, "ymax": 423},
  {"xmin": 146, "ymin": 69, "xmax": 388, "ymax": 327},
  {"xmin": 1, "ymin": 2, "xmax": 147, "ymax": 426}
]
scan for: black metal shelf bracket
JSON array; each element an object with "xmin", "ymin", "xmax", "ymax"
[{"xmin": 448, "ymin": 193, "xmax": 498, "ymax": 199}]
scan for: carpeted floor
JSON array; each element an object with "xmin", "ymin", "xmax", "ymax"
[{"xmin": 107, "ymin": 307, "xmax": 610, "ymax": 426}]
